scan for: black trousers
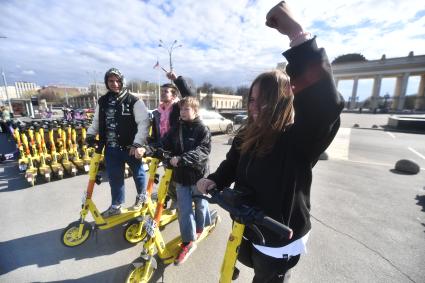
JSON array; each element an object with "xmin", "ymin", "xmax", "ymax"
[{"xmin": 238, "ymin": 238, "xmax": 300, "ymax": 283}]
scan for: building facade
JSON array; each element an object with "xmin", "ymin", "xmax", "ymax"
[
  {"xmin": 199, "ymin": 92, "xmax": 243, "ymax": 110},
  {"xmin": 332, "ymin": 52, "xmax": 425, "ymax": 111},
  {"xmin": 14, "ymin": 81, "xmax": 40, "ymax": 98},
  {"xmin": 0, "ymin": 86, "xmax": 18, "ymax": 102}
]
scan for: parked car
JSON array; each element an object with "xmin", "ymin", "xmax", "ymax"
[
  {"xmin": 234, "ymin": 113, "xmax": 248, "ymax": 124},
  {"xmin": 199, "ymin": 109, "xmax": 234, "ymax": 134}
]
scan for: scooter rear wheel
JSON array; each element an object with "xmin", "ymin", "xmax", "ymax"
[
  {"xmin": 126, "ymin": 257, "xmax": 157, "ymax": 283},
  {"xmin": 124, "ymin": 220, "xmax": 147, "ymax": 244},
  {"xmin": 61, "ymin": 221, "xmax": 91, "ymax": 247}
]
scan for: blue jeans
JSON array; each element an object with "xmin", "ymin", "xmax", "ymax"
[
  {"xmin": 104, "ymin": 146, "xmax": 146, "ymax": 206},
  {"xmin": 176, "ymin": 183, "xmax": 212, "ymax": 243}
]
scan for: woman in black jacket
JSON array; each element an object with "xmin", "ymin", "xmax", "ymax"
[{"xmin": 197, "ymin": 2, "xmax": 344, "ymax": 282}]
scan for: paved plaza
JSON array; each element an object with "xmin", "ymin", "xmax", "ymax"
[{"xmin": 0, "ymin": 113, "xmax": 424, "ymax": 283}]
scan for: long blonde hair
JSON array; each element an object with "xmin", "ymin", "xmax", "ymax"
[{"xmin": 239, "ymin": 69, "xmax": 294, "ymax": 157}]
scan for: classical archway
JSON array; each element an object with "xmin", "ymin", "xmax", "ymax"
[{"xmin": 332, "ymin": 53, "xmax": 425, "ymax": 111}]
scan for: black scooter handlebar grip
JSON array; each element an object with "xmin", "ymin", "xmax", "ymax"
[{"xmin": 261, "ymin": 216, "xmax": 293, "ymax": 240}]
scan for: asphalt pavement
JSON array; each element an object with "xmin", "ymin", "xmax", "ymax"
[{"xmin": 0, "ymin": 113, "xmax": 424, "ymax": 283}]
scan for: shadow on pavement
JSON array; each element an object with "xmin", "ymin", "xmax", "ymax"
[
  {"xmin": 39, "ymin": 258, "xmax": 171, "ymax": 283},
  {"xmin": 416, "ymin": 194, "xmax": 425, "ymax": 212},
  {"xmin": 415, "ymin": 187, "xmax": 425, "ymax": 233},
  {"xmin": 0, "ymin": 160, "xmax": 28, "ymax": 192},
  {"xmin": 37, "ymin": 264, "xmax": 130, "ymax": 283},
  {"xmin": 0, "ymin": 225, "xmax": 137, "ymax": 275},
  {"xmin": 389, "ymin": 169, "xmax": 418, "ymax": 175}
]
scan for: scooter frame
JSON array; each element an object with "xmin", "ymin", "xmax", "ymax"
[
  {"xmin": 61, "ymin": 145, "xmax": 177, "ymax": 247},
  {"xmin": 125, "ymin": 150, "xmax": 220, "ymax": 283},
  {"xmin": 201, "ymin": 188, "xmax": 293, "ymax": 283}
]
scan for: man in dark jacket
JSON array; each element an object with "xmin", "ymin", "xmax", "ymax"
[{"xmin": 87, "ymin": 68, "xmax": 150, "ymax": 217}]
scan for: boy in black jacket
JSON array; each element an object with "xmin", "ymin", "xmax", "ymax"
[
  {"xmin": 149, "ymin": 71, "xmax": 196, "ymax": 210},
  {"xmin": 150, "ymin": 96, "xmax": 212, "ymax": 265}
]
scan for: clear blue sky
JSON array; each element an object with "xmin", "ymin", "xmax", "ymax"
[{"xmin": 0, "ymin": 0, "xmax": 424, "ymax": 100}]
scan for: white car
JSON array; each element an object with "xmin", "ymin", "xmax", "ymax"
[{"xmin": 199, "ymin": 109, "xmax": 234, "ymax": 134}]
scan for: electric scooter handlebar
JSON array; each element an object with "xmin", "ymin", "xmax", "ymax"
[
  {"xmin": 203, "ymin": 187, "xmax": 293, "ymax": 240},
  {"xmin": 143, "ymin": 147, "xmax": 173, "ymax": 165},
  {"xmin": 260, "ymin": 216, "xmax": 293, "ymax": 240}
]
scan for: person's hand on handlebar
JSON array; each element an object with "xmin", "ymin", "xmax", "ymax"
[
  {"xmin": 170, "ymin": 156, "xmax": 180, "ymax": 167},
  {"xmin": 129, "ymin": 145, "xmax": 146, "ymax": 159},
  {"xmin": 196, "ymin": 178, "xmax": 217, "ymax": 194}
]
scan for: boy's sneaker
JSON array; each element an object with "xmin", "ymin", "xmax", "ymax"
[
  {"xmin": 166, "ymin": 200, "xmax": 177, "ymax": 214},
  {"xmin": 132, "ymin": 193, "xmax": 146, "ymax": 210},
  {"xmin": 101, "ymin": 206, "xmax": 122, "ymax": 218},
  {"xmin": 174, "ymin": 241, "xmax": 197, "ymax": 266}
]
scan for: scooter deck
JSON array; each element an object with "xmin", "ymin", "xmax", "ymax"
[
  {"xmin": 98, "ymin": 208, "xmax": 143, "ymax": 229},
  {"xmin": 196, "ymin": 212, "xmax": 221, "ymax": 243},
  {"xmin": 161, "ymin": 211, "xmax": 220, "ymax": 264},
  {"xmin": 159, "ymin": 210, "xmax": 178, "ymax": 227}
]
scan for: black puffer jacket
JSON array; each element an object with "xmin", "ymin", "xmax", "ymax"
[{"xmin": 156, "ymin": 117, "xmax": 211, "ymax": 186}]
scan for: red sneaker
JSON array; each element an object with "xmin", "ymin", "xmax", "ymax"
[{"xmin": 174, "ymin": 242, "xmax": 197, "ymax": 265}]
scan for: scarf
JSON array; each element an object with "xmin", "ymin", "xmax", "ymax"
[{"xmin": 158, "ymin": 98, "xmax": 179, "ymax": 137}]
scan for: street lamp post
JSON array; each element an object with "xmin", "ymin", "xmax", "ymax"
[
  {"xmin": 158, "ymin": 39, "xmax": 182, "ymax": 73},
  {"xmin": 1, "ymin": 68, "xmax": 12, "ymax": 113},
  {"xmin": 94, "ymin": 72, "xmax": 99, "ymax": 101},
  {"xmin": 0, "ymin": 36, "xmax": 12, "ymax": 112},
  {"xmin": 87, "ymin": 71, "xmax": 100, "ymax": 102}
]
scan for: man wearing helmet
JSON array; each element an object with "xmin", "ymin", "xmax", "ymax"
[{"xmin": 87, "ymin": 68, "xmax": 150, "ymax": 217}]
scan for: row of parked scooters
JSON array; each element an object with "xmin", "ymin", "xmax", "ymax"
[{"xmin": 10, "ymin": 119, "xmax": 131, "ymax": 187}]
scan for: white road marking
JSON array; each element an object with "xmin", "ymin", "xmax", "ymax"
[
  {"xmin": 408, "ymin": 147, "xmax": 425, "ymax": 160},
  {"xmin": 326, "ymin": 128, "xmax": 351, "ymax": 160},
  {"xmin": 386, "ymin": 132, "xmax": 396, "ymax": 139},
  {"xmin": 325, "ymin": 129, "xmax": 425, "ymax": 170}
]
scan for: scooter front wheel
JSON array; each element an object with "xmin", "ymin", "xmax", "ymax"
[
  {"xmin": 124, "ymin": 220, "xmax": 147, "ymax": 244},
  {"xmin": 61, "ymin": 221, "xmax": 91, "ymax": 247},
  {"xmin": 126, "ymin": 257, "xmax": 157, "ymax": 283}
]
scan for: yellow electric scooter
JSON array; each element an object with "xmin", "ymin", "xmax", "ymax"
[
  {"xmin": 123, "ymin": 149, "xmax": 178, "ymax": 244},
  {"xmin": 34, "ymin": 123, "xmax": 52, "ymax": 182},
  {"xmin": 68, "ymin": 122, "xmax": 87, "ymax": 173},
  {"xmin": 61, "ymin": 145, "xmax": 176, "ymax": 247},
  {"xmin": 125, "ymin": 149, "xmax": 220, "ymax": 283},
  {"xmin": 78, "ymin": 121, "xmax": 91, "ymax": 171},
  {"xmin": 12, "ymin": 123, "xmax": 29, "ymax": 172},
  {"xmin": 198, "ymin": 187, "xmax": 293, "ymax": 283},
  {"xmin": 47, "ymin": 122, "xmax": 64, "ymax": 179},
  {"xmin": 57, "ymin": 123, "xmax": 77, "ymax": 177},
  {"xmin": 25, "ymin": 126, "xmax": 40, "ymax": 186}
]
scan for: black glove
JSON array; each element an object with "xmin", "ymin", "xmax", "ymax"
[
  {"xmin": 230, "ymin": 207, "xmax": 263, "ymax": 226},
  {"xmin": 142, "ymin": 145, "xmax": 154, "ymax": 157},
  {"xmin": 85, "ymin": 134, "xmax": 96, "ymax": 147}
]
